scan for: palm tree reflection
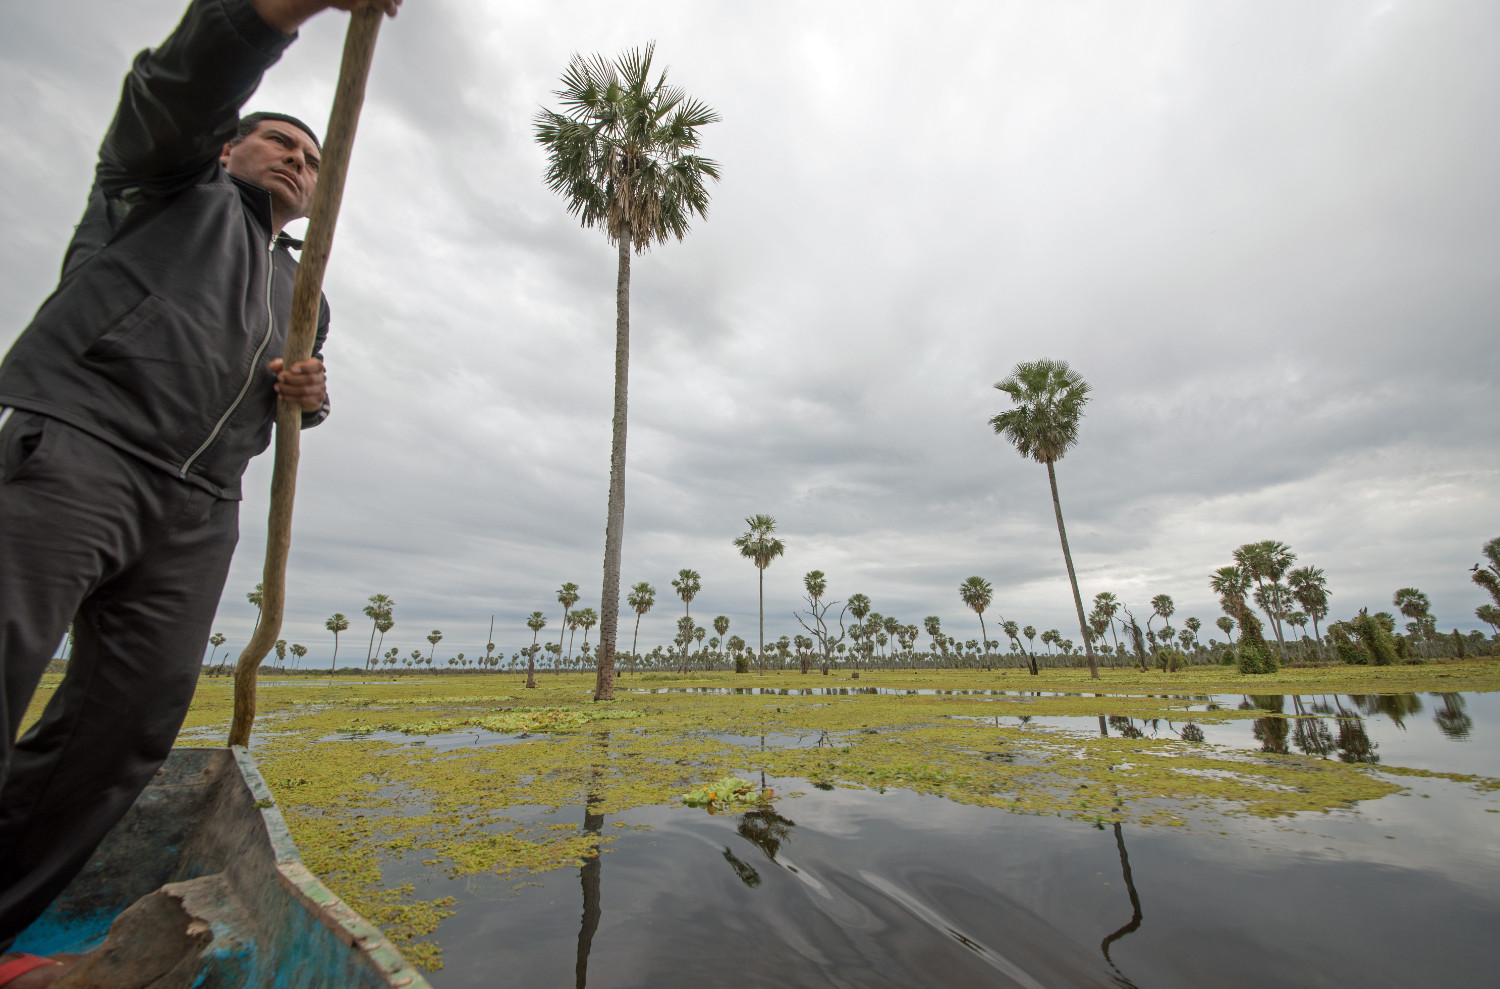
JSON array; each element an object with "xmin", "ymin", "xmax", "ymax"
[
  {"xmin": 722, "ymin": 789, "xmax": 798, "ymax": 889},
  {"xmin": 1099, "ymin": 822, "xmax": 1143, "ymax": 988},
  {"xmin": 1432, "ymin": 693, "xmax": 1472, "ymax": 739},
  {"xmin": 575, "ymin": 733, "xmax": 608, "ymax": 988}
]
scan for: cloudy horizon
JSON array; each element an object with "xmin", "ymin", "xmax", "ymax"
[{"xmin": 3, "ymin": 0, "xmax": 1496, "ymax": 667}]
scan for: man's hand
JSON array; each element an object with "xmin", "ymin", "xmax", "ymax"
[
  {"xmin": 253, "ymin": 0, "xmax": 401, "ymax": 36},
  {"xmin": 270, "ymin": 357, "xmax": 327, "ymax": 412}
]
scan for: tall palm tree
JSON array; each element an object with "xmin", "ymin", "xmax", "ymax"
[
  {"xmin": 626, "ymin": 581, "xmax": 656, "ymax": 672},
  {"xmin": 1184, "ymin": 616, "xmax": 1202, "ymax": 656},
  {"xmin": 671, "ymin": 569, "xmax": 700, "ymax": 670},
  {"xmin": 363, "ymin": 593, "xmax": 394, "ymax": 670},
  {"xmin": 734, "ymin": 514, "xmax": 785, "ymax": 675},
  {"xmin": 577, "ymin": 608, "xmax": 600, "ymax": 660},
  {"xmin": 1216, "ymin": 615, "xmax": 1236, "ymax": 643},
  {"xmin": 958, "ymin": 577, "xmax": 994, "ymax": 670},
  {"xmin": 374, "ymin": 613, "xmax": 394, "ymax": 661},
  {"xmin": 566, "ymin": 610, "xmax": 584, "ymax": 661},
  {"xmin": 1287, "ymin": 565, "xmax": 1330, "ymax": 660},
  {"xmin": 1092, "ymin": 591, "xmax": 1122, "ymax": 653},
  {"xmin": 989, "ymin": 359, "xmax": 1099, "ymax": 678},
  {"xmin": 207, "ymin": 632, "xmax": 226, "ymax": 671},
  {"xmin": 713, "ymin": 615, "xmax": 730, "ymax": 669},
  {"xmin": 248, "ymin": 583, "xmax": 265, "ymax": 632},
  {"xmin": 536, "ymin": 45, "xmax": 721, "ymax": 704},
  {"xmin": 846, "ymin": 593, "xmax": 871, "ymax": 679},
  {"xmin": 674, "ymin": 615, "xmax": 695, "ymax": 673},
  {"xmin": 426, "ymin": 629, "xmax": 443, "ymax": 663},
  {"xmin": 556, "ymin": 582, "xmax": 581, "ymax": 675},
  {"xmin": 1233, "ymin": 540, "xmax": 1296, "ymax": 665},
  {"xmin": 525, "ymin": 611, "xmax": 547, "ymax": 689},
  {"xmin": 324, "ymin": 613, "xmax": 349, "ymax": 672},
  {"xmin": 1148, "ymin": 594, "xmax": 1174, "ymax": 663}
]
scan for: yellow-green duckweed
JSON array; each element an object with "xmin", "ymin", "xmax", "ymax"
[{"xmin": 21, "ymin": 662, "xmax": 1500, "ymax": 969}]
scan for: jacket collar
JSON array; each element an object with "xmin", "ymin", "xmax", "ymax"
[
  {"xmin": 227, "ymin": 172, "xmax": 306, "ymax": 251},
  {"xmin": 229, "ymin": 172, "xmax": 276, "ymax": 235}
]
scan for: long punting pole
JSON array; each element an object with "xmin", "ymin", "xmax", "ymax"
[{"xmin": 229, "ymin": 9, "xmax": 382, "ymax": 747}]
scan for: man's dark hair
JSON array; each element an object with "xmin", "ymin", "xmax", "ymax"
[{"xmin": 232, "ymin": 111, "xmax": 321, "ymax": 151}]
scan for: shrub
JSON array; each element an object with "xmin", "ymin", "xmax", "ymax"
[
  {"xmin": 1236, "ymin": 644, "xmax": 1273, "ymax": 674},
  {"xmin": 1351, "ymin": 609, "xmax": 1400, "ymax": 666},
  {"xmin": 733, "ymin": 655, "xmax": 750, "ymax": 674},
  {"xmin": 1335, "ymin": 640, "xmax": 1368, "ymax": 665}
]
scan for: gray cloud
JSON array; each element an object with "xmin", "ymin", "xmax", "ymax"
[{"xmin": 3, "ymin": 0, "xmax": 1496, "ymax": 666}]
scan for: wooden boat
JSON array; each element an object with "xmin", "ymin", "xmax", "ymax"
[{"xmin": 11, "ymin": 747, "xmax": 431, "ymax": 989}]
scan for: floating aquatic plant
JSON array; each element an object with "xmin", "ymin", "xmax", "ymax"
[
  {"xmin": 682, "ymin": 776, "xmax": 775, "ymax": 812},
  {"xmin": 342, "ymin": 706, "xmax": 643, "ymax": 737}
]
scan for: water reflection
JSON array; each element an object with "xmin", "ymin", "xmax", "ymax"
[
  {"xmin": 722, "ymin": 775, "xmax": 799, "ymax": 890},
  {"xmin": 1099, "ymin": 823, "xmax": 1143, "ymax": 988},
  {"xmin": 575, "ymin": 794, "xmax": 603, "ymax": 989},
  {"xmin": 576, "ymin": 733, "xmax": 607, "ymax": 988},
  {"xmin": 737, "ymin": 805, "xmax": 797, "ymax": 862},
  {"xmin": 1433, "ymin": 693, "xmax": 1472, "ymax": 739}
]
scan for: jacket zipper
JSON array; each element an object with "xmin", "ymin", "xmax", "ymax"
[{"xmin": 180, "ymin": 239, "xmax": 277, "ymax": 479}]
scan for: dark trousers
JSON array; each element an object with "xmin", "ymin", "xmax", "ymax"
[{"xmin": 0, "ymin": 410, "xmax": 238, "ymax": 946}]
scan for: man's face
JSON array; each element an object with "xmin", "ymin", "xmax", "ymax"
[{"xmin": 220, "ymin": 121, "xmax": 320, "ymax": 224}]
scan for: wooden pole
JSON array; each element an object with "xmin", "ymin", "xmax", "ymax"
[{"xmin": 229, "ymin": 8, "xmax": 382, "ymax": 747}]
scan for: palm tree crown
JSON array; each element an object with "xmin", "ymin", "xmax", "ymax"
[
  {"xmin": 989, "ymin": 360, "xmax": 1090, "ymax": 466},
  {"xmin": 672, "ymin": 569, "xmax": 701, "ymax": 613},
  {"xmin": 535, "ymin": 43, "xmax": 720, "ymax": 250},
  {"xmin": 734, "ymin": 514, "xmax": 785, "ymax": 572},
  {"xmin": 628, "ymin": 582, "xmax": 656, "ymax": 615}
]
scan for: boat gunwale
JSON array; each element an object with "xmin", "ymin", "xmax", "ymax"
[{"xmin": 220, "ymin": 745, "xmax": 434, "ymax": 989}]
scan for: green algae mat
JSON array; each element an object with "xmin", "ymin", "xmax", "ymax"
[{"xmin": 23, "ymin": 662, "xmax": 1500, "ymax": 970}]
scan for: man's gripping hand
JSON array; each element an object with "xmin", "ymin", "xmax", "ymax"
[
  {"xmin": 270, "ymin": 358, "xmax": 327, "ymax": 412},
  {"xmin": 253, "ymin": 0, "xmax": 401, "ymax": 36}
]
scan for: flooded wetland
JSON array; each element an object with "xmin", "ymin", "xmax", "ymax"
[{"xmin": 33, "ymin": 663, "xmax": 1499, "ymax": 987}]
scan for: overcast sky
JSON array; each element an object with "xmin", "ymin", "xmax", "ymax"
[{"xmin": 2, "ymin": 0, "xmax": 1496, "ymax": 666}]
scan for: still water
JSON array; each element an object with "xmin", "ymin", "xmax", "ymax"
[{"xmin": 387, "ymin": 692, "xmax": 1499, "ymax": 988}]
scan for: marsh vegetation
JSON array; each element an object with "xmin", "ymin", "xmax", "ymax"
[{"xmin": 31, "ymin": 662, "xmax": 1498, "ymax": 985}]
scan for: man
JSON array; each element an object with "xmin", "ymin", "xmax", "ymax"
[{"xmin": 0, "ymin": 0, "xmax": 400, "ymax": 978}]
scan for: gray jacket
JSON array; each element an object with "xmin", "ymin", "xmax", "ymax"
[{"xmin": 0, "ymin": 0, "xmax": 330, "ymax": 501}]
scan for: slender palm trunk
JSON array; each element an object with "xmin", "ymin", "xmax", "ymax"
[
  {"xmin": 557, "ymin": 606, "xmax": 570, "ymax": 676},
  {"xmin": 629, "ymin": 611, "xmax": 643, "ymax": 676},
  {"xmin": 1311, "ymin": 614, "xmax": 1324, "ymax": 664},
  {"xmin": 1046, "ymin": 460, "xmax": 1099, "ymax": 678},
  {"xmin": 528, "ymin": 631, "xmax": 538, "ymax": 689},
  {"xmin": 365, "ymin": 623, "xmax": 378, "ymax": 670},
  {"xmin": 977, "ymin": 612, "xmax": 989, "ymax": 670},
  {"xmin": 1256, "ymin": 579, "xmax": 1290, "ymax": 665},
  {"xmin": 330, "ymin": 634, "xmax": 339, "ymax": 674},
  {"xmin": 757, "ymin": 567, "xmax": 765, "ymax": 676},
  {"xmin": 593, "ymin": 233, "xmax": 632, "ymax": 700}
]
